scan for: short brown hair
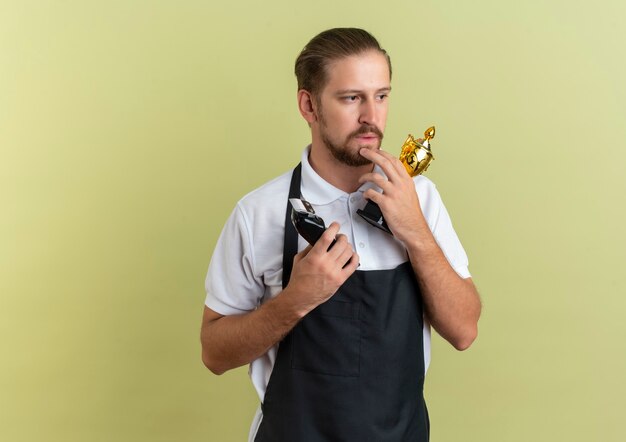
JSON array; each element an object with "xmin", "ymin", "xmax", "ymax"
[{"xmin": 294, "ymin": 28, "xmax": 392, "ymax": 95}]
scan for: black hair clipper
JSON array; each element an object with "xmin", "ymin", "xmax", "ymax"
[{"xmin": 289, "ymin": 198, "xmax": 335, "ymax": 248}]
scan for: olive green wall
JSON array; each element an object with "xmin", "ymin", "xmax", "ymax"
[{"xmin": 2, "ymin": 0, "xmax": 625, "ymax": 441}]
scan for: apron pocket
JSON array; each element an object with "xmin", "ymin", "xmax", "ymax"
[{"xmin": 291, "ymin": 299, "xmax": 361, "ymax": 377}]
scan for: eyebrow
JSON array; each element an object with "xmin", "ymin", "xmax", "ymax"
[{"xmin": 334, "ymin": 87, "xmax": 392, "ymax": 95}]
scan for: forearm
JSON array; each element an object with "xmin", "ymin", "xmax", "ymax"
[
  {"xmin": 201, "ymin": 291, "xmax": 305, "ymax": 375},
  {"xmin": 405, "ymin": 231, "xmax": 481, "ymax": 350}
]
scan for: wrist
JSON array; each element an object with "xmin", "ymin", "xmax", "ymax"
[
  {"xmin": 273, "ymin": 286, "xmax": 312, "ymax": 321},
  {"xmin": 401, "ymin": 226, "xmax": 437, "ymax": 256}
]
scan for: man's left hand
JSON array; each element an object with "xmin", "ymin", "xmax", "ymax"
[{"xmin": 358, "ymin": 147, "xmax": 430, "ymax": 246}]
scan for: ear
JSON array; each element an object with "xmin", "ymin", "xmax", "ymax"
[{"xmin": 297, "ymin": 89, "xmax": 318, "ymax": 124}]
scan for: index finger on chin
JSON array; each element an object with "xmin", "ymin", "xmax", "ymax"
[{"xmin": 375, "ymin": 148, "xmax": 407, "ymax": 177}]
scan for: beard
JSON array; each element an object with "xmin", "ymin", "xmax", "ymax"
[{"xmin": 319, "ymin": 111, "xmax": 384, "ymax": 167}]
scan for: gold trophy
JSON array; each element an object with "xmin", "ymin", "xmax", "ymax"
[{"xmin": 357, "ymin": 126, "xmax": 436, "ymax": 234}]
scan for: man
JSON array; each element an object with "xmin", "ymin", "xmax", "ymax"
[{"xmin": 201, "ymin": 28, "xmax": 481, "ymax": 441}]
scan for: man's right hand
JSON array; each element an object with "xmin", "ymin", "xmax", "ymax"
[
  {"xmin": 201, "ymin": 222, "xmax": 359, "ymax": 375},
  {"xmin": 283, "ymin": 222, "xmax": 360, "ymax": 317}
]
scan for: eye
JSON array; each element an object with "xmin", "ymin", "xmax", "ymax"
[
  {"xmin": 377, "ymin": 94, "xmax": 388, "ymax": 101},
  {"xmin": 343, "ymin": 95, "xmax": 359, "ymax": 102}
]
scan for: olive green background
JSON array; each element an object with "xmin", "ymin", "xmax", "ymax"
[{"xmin": 2, "ymin": 0, "xmax": 625, "ymax": 441}]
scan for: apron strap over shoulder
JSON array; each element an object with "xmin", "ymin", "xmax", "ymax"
[{"xmin": 282, "ymin": 163, "xmax": 302, "ymax": 289}]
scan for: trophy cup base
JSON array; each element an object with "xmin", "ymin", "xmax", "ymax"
[{"xmin": 357, "ymin": 201, "xmax": 392, "ymax": 235}]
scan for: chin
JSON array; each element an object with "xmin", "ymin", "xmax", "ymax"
[
  {"xmin": 360, "ymin": 144, "xmax": 381, "ymax": 150},
  {"xmin": 323, "ymin": 136, "xmax": 379, "ymax": 167},
  {"xmin": 356, "ymin": 143, "xmax": 381, "ymax": 153}
]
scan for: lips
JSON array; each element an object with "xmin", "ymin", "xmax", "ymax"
[
  {"xmin": 351, "ymin": 125, "xmax": 384, "ymax": 141},
  {"xmin": 354, "ymin": 133, "xmax": 380, "ymax": 140}
]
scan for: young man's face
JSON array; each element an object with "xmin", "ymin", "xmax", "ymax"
[{"xmin": 314, "ymin": 50, "xmax": 391, "ymax": 167}]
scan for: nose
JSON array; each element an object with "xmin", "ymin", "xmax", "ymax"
[{"xmin": 358, "ymin": 98, "xmax": 380, "ymax": 127}]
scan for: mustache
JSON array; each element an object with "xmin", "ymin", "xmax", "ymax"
[{"xmin": 349, "ymin": 125, "xmax": 384, "ymax": 140}]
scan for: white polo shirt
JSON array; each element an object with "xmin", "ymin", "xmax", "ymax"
[{"xmin": 205, "ymin": 145, "xmax": 471, "ymax": 404}]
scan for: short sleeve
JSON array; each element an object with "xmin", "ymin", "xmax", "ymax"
[
  {"xmin": 205, "ymin": 204, "xmax": 265, "ymax": 314},
  {"xmin": 429, "ymin": 187, "xmax": 471, "ymax": 279}
]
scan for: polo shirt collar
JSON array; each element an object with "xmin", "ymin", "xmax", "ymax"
[{"xmin": 300, "ymin": 145, "xmax": 383, "ymax": 205}]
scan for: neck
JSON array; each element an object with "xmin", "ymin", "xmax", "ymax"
[{"xmin": 308, "ymin": 141, "xmax": 374, "ymax": 194}]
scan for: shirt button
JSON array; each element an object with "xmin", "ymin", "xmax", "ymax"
[
  {"xmin": 359, "ymin": 242, "xmax": 365, "ymax": 249},
  {"xmin": 350, "ymin": 196, "xmax": 357, "ymax": 203}
]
